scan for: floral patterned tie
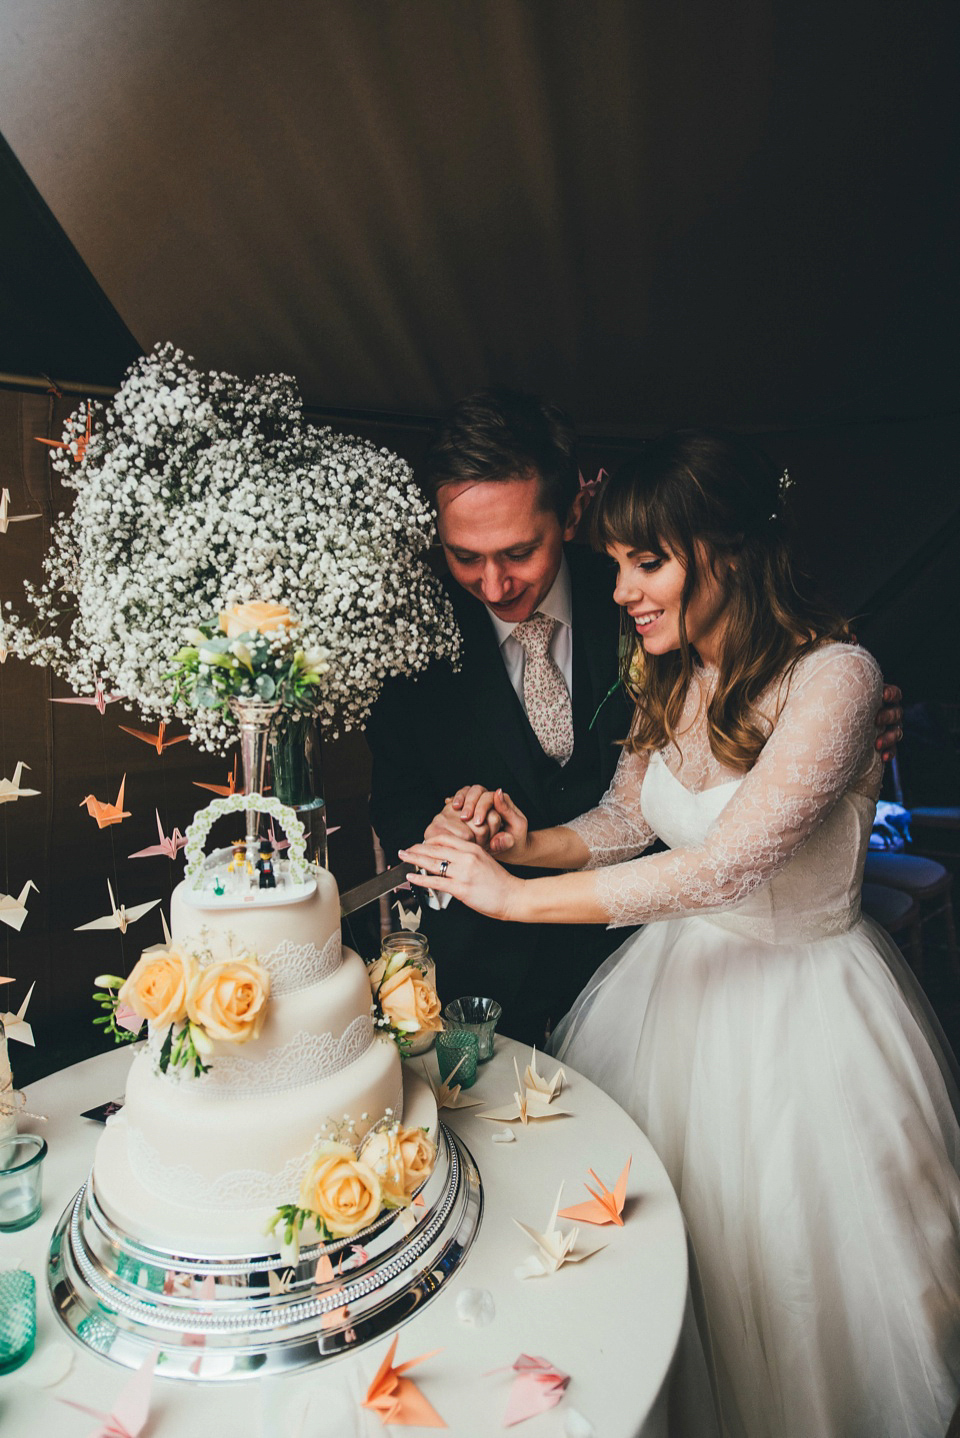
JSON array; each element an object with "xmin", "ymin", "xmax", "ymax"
[{"xmin": 512, "ymin": 612, "xmax": 574, "ymax": 765}]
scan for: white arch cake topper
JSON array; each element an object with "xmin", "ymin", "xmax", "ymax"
[{"xmin": 184, "ymin": 793, "xmax": 309, "ymax": 888}]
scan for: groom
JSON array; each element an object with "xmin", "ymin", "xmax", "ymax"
[{"xmin": 367, "ymin": 388, "xmax": 902, "ymax": 1045}]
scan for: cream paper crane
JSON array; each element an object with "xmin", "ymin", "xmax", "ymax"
[
  {"xmin": 0, "ymin": 880, "xmax": 38, "ymax": 932},
  {"xmin": 0, "ymin": 980, "xmax": 36, "ymax": 1044},
  {"xmin": 0, "ymin": 761, "xmax": 40, "ymax": 804},
  {"xmin": 0, "ymin": 487, "xmax": 41, "ymax": 534},
  {"xmin": 75, "ymin": 880, "xmax": 161, "ymax": 935}
]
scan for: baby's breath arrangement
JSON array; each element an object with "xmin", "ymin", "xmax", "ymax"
[{"xmin": 3, "ymin": 344, "xmax": 460, "ymax": 749}]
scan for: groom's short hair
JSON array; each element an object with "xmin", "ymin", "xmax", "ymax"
[{"xmin": 421, "ymin": 387, "xmax": 580, "ymax": 522}]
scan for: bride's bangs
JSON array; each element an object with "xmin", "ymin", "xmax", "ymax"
[{"xmin": 592, "ymin": 465, "xmax": 686, "ymax": 564}]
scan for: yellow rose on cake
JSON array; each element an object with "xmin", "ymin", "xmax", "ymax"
[
  {"xmin": 397, "ymin": 1126, "xmax": 437, "ymax": 1196},
  {"xmin": 299, "ymin": 1142, "xmax": 383, "ymax": 1237},
  {"xmin": 219, "ymin": 600, "xmax": 294, "ymax": 638},
  {"xmin": 186, "ymin": 958, "xmax": 270, "ymax": 1044},
  {"xmin": 118, "ymin": 949, "xmax": 195, "ymax": 1029}
]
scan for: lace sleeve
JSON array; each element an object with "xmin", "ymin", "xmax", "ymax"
[
  {"xmin": 566, "ymin": 744, "xmax": 656, "ymax": 868},
  {"xmin": 594, "ymin": 645, "xmax": 884, "ymax": 925}
]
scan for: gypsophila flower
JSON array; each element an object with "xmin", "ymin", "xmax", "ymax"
[{"xmin": 5, "ymin": 344, "xmax": 460, "ymax": 748}]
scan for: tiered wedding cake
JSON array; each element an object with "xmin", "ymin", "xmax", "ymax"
[{"xmin": 92, "ymin": 795, "xmax": 436, "ymax": 1256}]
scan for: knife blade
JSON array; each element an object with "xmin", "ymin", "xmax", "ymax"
[{"xmin": 339, "ymin": 861, "xmax": 413, "ymax": 917}]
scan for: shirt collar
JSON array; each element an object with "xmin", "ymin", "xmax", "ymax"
[{"xmin": 487, "ymin": 554, "xmax": 572, "ymax": 647}]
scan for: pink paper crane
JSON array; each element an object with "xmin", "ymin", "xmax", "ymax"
[
  {"xmin": 129, "ymin": 810, "xmax": 187, "ymax": 860},
  {"xmin": 59, "ymin": 1344, "xmax": 157, "ymax": 1436},
  {"xmin": 51, "ymin": 678, "xmax": 122, "ymax": 716}
]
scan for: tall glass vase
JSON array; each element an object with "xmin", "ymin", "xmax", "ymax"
[
  {"xmin": 227, "ymin": 700, "xmax": 326, "ymax": 869},
  {"xmin": 270, "ymin": 712, "xmax": 327, "ymax": 869}
]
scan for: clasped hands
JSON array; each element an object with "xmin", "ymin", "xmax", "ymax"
[{"xmin": 398, "ymin": 786, "xmax": 530, "ymax": 921}]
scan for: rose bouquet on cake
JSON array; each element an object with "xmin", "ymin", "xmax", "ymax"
[
  {"xmin": 3, "ymin": 343, "xmax": 460, "ymax": 748},
  {"xmin": 266, "ymin": 1112, "xmax": 437, "ymax": 1251},
  {"xmin": 95, "ymin": 942, "xmax": 270, "ymax": 1077}
]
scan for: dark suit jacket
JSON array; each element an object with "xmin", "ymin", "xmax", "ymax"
[{"xmin": 367, "ymin": 544, "xmax": 634, "ymax": 1045}]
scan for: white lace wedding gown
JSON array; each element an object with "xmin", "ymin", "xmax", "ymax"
[{"xmin": 550, "ymin": 644, "xmax": 960, "ymax": 1438}]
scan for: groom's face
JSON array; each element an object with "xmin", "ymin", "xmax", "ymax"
[{"xmin": 436, "ymin": 473, "xmax": 577, "ymax": 624}]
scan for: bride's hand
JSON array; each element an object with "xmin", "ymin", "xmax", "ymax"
[{"xmin": 398, "ymin": 836, "xmax": 526, "ymax": 921}]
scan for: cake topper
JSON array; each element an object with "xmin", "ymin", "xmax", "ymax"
[{"xmin": 183, "ymin": 793, "xmax": 309, "ymax": 888}]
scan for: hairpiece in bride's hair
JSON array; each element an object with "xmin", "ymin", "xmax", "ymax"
[{"xmin": 769, "ymin": 467, "xmax": 795, "ymax": 522}]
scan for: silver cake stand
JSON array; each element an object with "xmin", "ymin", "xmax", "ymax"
[{"xmin": 47, "ymin": 1123, "xmax": 482, "ymax": 1381}]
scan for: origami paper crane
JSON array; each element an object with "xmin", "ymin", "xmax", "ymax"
[
  {"xmin": 119, "ymin": 720, "xmax": 190, "ymax": 755},
  {"xmin": 314, "ymin": 1253, "xmax": 351, "ymax": 1331},
  {"xmin": 490, "ymin": 1354, "xmax": 570, "ymax": 1427},
  {"xmin": 0, "ymin": 880, "xmax": 39, "ymax": 933},
  {"xmin": 193, "ymin": 756, "xmax": 239, "ymax": 796},
  {"xmin": 51, "ymin": 678, "xmax": 122, "ymax": 716},
  {"xmin": 523, "ymin": 1048, "xmax": 565, "ymax": 1101},
  {"xmin": 420, "ymin": 1057, "xmax": 483, "ymax": 1112},
  {"xmin": 129, "ymin": 809, "xmax": 187, "ymax": 860},
  {"xmin": 362, "ymin": 1335, "xmax": 446, "ymax": 1428},
  {"xmin": 0, "ymin": 761, "xmax": 40, "ymax": 804},
  {"xmin": 0, "ymin": 981, "xmax": 36, "ymax": 1045},
  {"xmin": 268, "ymin": 1267, "xmax": 297, "ymax": 1297},
  {"xmin": 140, "ymin": 911, "xmax": 173, "ymax": 957},
  {"xmin": 59, "ymin": 1344, "xmax": 157, "ymax": 1437},
  {"xmin": 559, "ymin": 1157, "xmax": 632, "ymax": 1227},
  {"xmin": 266, "ymin": 819, "xmax": 290, "ymax": 852},
  {"xmin": 513, "ymin": 1185, "xmax": 606, "ymax": 1279},
  {"xmin": 397, "ymin": 904, "xmax": 422, "ymax": 932},
  {"xmin": 75, "ymin": 880, "xmax": 161, "ymax": 935},
  {"xmin": 0, "ymin": 487, "xmax": 41, "ymax": 534},
  {"xmin": 80, "ymin": 775, "xmax": 131, "ymax": 828},
  {"xmin": 479, "ymin": 1057, "xmax": 573, "ymax": 1126},
  {"xmin": 35, "ymin": 409, "xmax": 92, "ymax": 464}
]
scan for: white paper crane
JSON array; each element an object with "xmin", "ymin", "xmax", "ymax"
[
  {"xmin": 75, "ymin": 880, "xmax": 161, "ymax": 935},
  {"xmin": 513, "ymin": 1184, "xmax": 606, "ymax": 1279},
  {"xmin": 0, "ymin": 880, "xmax": 38, "ymax": 932},
  {"xmin": 0, "ymin": 488, "xmax": 41, "ymax": 535},
  {"xmin": 0, "ymin": 762, "xmax": 40, "ymax": 805},
  {"xmin": 0, "ymin": 981, "xmax": 36, "ymax": 1046}
]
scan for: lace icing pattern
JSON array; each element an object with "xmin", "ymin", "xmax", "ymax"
[
  {"xmin": 569, "ymin": 646, "xmax": 884, "ymax": 930},
  {"xmin": 123, "ymin": 1117, "xmax": 322, "ymax": 1210},
  {"xmin": 148, "ymin": 1014, "xmax": 374, "ymax": 1097},
  {"xmin": 264, "ymin": 931, "xmax": 342, "ymax": 996}
]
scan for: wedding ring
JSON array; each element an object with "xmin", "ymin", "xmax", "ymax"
[
  {"xmin": 895, "ymin": 724, "xmax": 903, "ymax": 741},
  {"xmin": 439, "ymin": 859, "xmax": 449, "ymax": 877}
]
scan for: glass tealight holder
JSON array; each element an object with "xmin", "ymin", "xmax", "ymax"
[
  {"xmin": 435, "ymin": 1028, "xmax": 479, "ymax": 1089},
  {"xmin": 379, "ymin": 932, "xmax": 439, "ymax": 1057},
  {"xmin": 0, "ymin": 1270, "xmax": 36, "ymax": 1374},
  {"xmin": 0, "ymin": 1134, "xmax": 47, "ymax": 1232},
  {"xmin": 442, "ymin": 997, "xmax": 502, "ymax": 1062}
]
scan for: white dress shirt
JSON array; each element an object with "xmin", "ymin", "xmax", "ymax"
[{"xmin": 487, "ymin": 557, "xmax": 573, "ymax": 715}]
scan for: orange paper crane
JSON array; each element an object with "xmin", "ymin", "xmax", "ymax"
[
  {"xmin": 0, "ymin": 487, "xmax": 42, "ymax": 534},
  {"xmin": 35, "ymin": 410, "xmax": 92, "ymax": 464},
  {"xmin": 193, "ymin": 756, "xmax": 239, "ymax": 796},
  {"xmin": 362, "ymin": 1335, "xmax": 446, "ymax": 1428},
  {"xmin": 119, "ymin": 721, "xmax": 190, "ymax": 755},
  {"xmin": 80, "ymin": 775, "xmax": 132, "ymax": 828},
  {"xmin": 51, "ymin": 678, "xmax": 122, "ymax": 716},
  {"xmin": 558, "ymin": 1156, "xmax": 632, "ymax": 1227}
]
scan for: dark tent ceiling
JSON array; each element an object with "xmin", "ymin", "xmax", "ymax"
[{"xmin": 0, "ymin": 0, "xmax": 956, "ymax": 431}]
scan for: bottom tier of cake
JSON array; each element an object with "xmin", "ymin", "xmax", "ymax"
[{"xmin": 48, "ymin": 1092, "xmax": 482, "ymax": 1381}]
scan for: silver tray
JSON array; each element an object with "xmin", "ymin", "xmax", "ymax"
[{"xmin": 48, "ymin": 1122, "xmax": 482, "ymax": 1380}]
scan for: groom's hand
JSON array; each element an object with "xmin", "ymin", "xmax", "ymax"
[{"xmin": 441, "ymin": 785, "xmax": 504, "ymax": 849}]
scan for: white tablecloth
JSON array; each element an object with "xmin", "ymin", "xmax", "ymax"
[{"xmin": 0, "ymin": 1036, "xmax": 689, "ymax": 1437}]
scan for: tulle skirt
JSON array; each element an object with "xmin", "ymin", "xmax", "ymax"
[{"xmin": 550, "ymin": 914, "xmax": 960, "ymax": 1438}]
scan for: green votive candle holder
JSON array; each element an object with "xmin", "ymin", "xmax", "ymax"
[
  {"xmin": 0, "ymin": 1270, "xmax": 36, "ymax": 1374},
  {"xmin": 436, "ymin": 1028, "xmax": 480, "ymax": 1088},
  {"xmin": 0, "ymin": 1134, "xmax": 47, "ymax": 1231},
  {"xmin": 442, "ymin": 997, "xmax": 502, "ymax": 1062}
]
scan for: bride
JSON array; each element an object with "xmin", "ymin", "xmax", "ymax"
[{"xmin": 400, "ymin": 429, "xmax": 960, "ymax": 1438}]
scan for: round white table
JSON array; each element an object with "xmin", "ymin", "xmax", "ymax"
[{"xmin": 0, "ymin": 1037, "xmax": 688, "ymax": 1437}]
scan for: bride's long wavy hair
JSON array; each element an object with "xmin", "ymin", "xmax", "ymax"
[{"xmin": 593, "ymin": 429, "xmax": 851, "ymax": 771}]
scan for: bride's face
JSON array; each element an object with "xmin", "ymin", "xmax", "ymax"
[{"xmin": 607, "ymin": 539, "xmax": 729, "ymax": 664}]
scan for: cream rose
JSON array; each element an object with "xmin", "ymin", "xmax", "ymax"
[
  {"xmin": 379, "ymin": 968, "xmax": 443, "ymax": 1035},
  {"xmin": 186, "ymin": 959, "xmax": 270, "ymax": 1044},
  {"xmin": 219, "ymin": 600, "xmax": 294, "ymax": 638},
  {"xmin": 299, "ymin": 1143, "xmax": 383, "ymax": 1237},
  {"xmin": 358, "ymin": 1127, "xmax": 407, "ymax": 1208},
  {"xmin": 118, "ymin": 949, "xmax": 195, "ymax": 1028},
  {"xmin": 397, "ymin": 1126, "xmax": 437, "ymax": 1196}
]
